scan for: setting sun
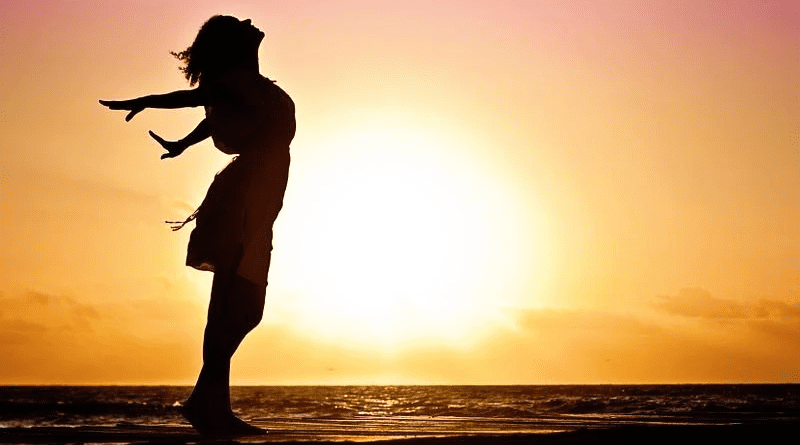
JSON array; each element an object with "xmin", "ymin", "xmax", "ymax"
[{"xmin": 272, "ymin": 121, "xmax": 546, "ymax": 347}]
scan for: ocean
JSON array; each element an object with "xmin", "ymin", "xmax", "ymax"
[{"xmin": 1, "ymin": 384, "xmax": 797, "ymax": 440}]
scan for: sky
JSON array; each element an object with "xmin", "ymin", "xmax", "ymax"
[{"xmin": 0, "ymin": 0, "xmax": 798, "ymax": 384}]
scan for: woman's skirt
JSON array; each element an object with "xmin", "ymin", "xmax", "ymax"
[{"xmin": 185, "ymin": 149, "xmax": 289, "ymax": 288}]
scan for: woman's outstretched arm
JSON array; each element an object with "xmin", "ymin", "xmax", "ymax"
[
  {"xmin": 99, "ymin": 89, "xmax": 205, "ymax": 121},
  {"xmin": 150, "ymin": 119, "xmax": 211, "ymax": 160}
]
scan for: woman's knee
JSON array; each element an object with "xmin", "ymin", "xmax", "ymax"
[
  {"xmin": 206, "ymin": 275, "xmax": 264, "ymax": 330},
  {"xmin": 243, "ymin": 308, "xmax": 263, "ymax": 331},
  {"xmin": 232, "ymin": 275, "xmax": 266, "ymax": 329}
]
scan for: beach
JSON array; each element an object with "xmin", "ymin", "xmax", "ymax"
[{"xmin": 1, "ymin": 385, "xmax": 797, "ymax": 444}]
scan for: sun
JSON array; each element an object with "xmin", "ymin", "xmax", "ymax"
[{"xmin": 269, "ymin": 122, "xmax": 547, "ymax": 349}]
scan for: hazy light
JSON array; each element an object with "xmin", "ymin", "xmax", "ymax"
[{"xmin": 274, "ymin": 123, "xmax": 546, "ymax": 348}]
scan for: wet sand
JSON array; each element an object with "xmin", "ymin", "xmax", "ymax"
[{"xmin": 1, "ymin": 422, "xmax": 797, "ymax": 444}]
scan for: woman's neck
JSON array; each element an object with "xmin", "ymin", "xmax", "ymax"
[{"xmin": 242, "ymin": 57, "xmax": 260, "ymax": 74}]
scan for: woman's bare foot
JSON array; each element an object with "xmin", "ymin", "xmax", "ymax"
[
  {"xmin": 181, "ymin": 398, "xmax": 266, "ymax": 437},
  {"xmin": 179, "ymin": 398, "xmax": 206, "ymax": 433},
  {"xmin": 218, "ymin": 414, "xmax": 268, "ymax": 436}
]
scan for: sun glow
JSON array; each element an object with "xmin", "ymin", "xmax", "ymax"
[{"xmin": 273, "ymin": 123, "xmax": 546, "ymax": 348}]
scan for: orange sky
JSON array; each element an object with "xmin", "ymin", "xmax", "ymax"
[{"xmin": 1, "ymin": 0, "xmax": 798, "ymax": 384}]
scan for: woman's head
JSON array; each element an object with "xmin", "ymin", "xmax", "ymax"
[{"xmin": 172, "ymin": 15, "xmax": 264, "ymax": 86}]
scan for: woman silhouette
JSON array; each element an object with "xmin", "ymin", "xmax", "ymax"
[{"xmin": 100, "ymin": 15, "xmax": 294, "ymax": 436}]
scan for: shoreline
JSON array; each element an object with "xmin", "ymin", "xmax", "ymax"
[{"xmin": 2, "ymin": 422, "xmax": 798, "ymax": 445}]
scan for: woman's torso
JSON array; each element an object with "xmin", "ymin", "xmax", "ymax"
[{"xmin": 203, "ymin": 68, "xmax": 295, "ymax": 158}]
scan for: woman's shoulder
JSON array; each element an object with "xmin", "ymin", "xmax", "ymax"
[
  {"xmin": 203, "ymin": 69, "xmax": 266, "ymax": 108},
  {"xmin": 216, "ymin": 68, "xmax": 277, "ymax": 93}
]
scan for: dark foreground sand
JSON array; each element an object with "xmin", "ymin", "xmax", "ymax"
[{"xmin": 1, "ymin": 423, "xmax": 798, "ymax": 445}]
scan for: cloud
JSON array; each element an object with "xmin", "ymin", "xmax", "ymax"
[
  {"xmin": 652, "ymin": 288, "xmax": 800, "ymax": 347},
  {"xmin": 0, "ymin": 285, "xmax": 201, "ymax": 347},
  {"xmin": 0, "ymin": 291, "xmax": 101, "ymax": 337},
  {"xmin": 28, "ymin": 291, "xmax": 102, "ymax": 330},
  {"xmin": 653, "ymin": 288, "xmax": 800, "ymax": 321},
  {"xmin": 453, "ymin": 300, "xmax": 800, "ymax": 383},
  {"xmin": 652, "ymin": 288, "xmax": 755, "ymax": 319},
  {"xmin": 757, "ymin": 299, "xmax": 800, "ymax": 319},
  {"xmin": 0, "ymin": 291, "xmax": 100, "ymax": 356}
]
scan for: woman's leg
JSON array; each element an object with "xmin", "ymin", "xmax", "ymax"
[{"xmin": 184, "ymin": 269, "xmax": 265, "ymax": 433}]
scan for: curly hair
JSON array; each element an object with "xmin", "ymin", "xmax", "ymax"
[{"xmin": 172, "ymin": 15, "xmax": 251, "ymax": 87}]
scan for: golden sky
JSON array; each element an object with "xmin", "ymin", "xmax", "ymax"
[{"xmin": 1, "ymin": 0, "xmax": 798, "ymax": 384}]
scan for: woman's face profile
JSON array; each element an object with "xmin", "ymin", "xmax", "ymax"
[{"xmin": 238, "ymin": 18, "xmax": 264, "ymax": 48}]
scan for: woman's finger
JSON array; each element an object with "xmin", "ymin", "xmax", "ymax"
[
  {"xmin": 99, "ymin": 99, "xmax": 130, "ymax": 110},
  {"xmin": 148, "ymin": 130, "xmax": 165, "ymax": 144},
  {"xmin": 125, "ymin": 107, "xmax": 143, "ymax": 121},
  {"xmin": 160, "ymin": 148, "xmax": 183, "ymax": 160}
]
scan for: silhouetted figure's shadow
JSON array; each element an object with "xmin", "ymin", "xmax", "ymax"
[{"xmin": 100, "ymin": 15, "xmax": 295, "ymax": 438}]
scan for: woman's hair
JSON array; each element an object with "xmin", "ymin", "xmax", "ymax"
[{"xmin": 172, "ymin": 15, "xmax": 250, "ymax": 86}]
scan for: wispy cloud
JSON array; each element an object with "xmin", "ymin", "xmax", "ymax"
[
  {"xmin": 0, "ymin": 291, "xmax": 101, "ymax": 337},
  {"xmin": 653, "ymin": 288, "xmax": 756, "ymax": 319},
  {"xmin": 653, "ymin": 288, "xmax": 800, "ymax": 321},
  {"xmin": 652, "ymin": 288, "xmax": 800, "ymax": 345}
]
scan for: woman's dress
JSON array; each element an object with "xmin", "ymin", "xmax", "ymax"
[{"xmin": 185, "ymin": 68, "xmax": 295, "ymax": 288}]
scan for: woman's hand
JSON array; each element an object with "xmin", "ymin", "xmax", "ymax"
[
  {"xmin": 149, "ymin": 131, "xmax": 187, "ymax": 159},
  {"xmin": 99, "ymin": 98, "xmax": 145, "ymax": 121}
]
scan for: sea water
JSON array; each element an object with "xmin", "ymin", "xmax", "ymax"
[{"xmin": 0, "ymin": 385, "xmax": 797, "ymax": 436}]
